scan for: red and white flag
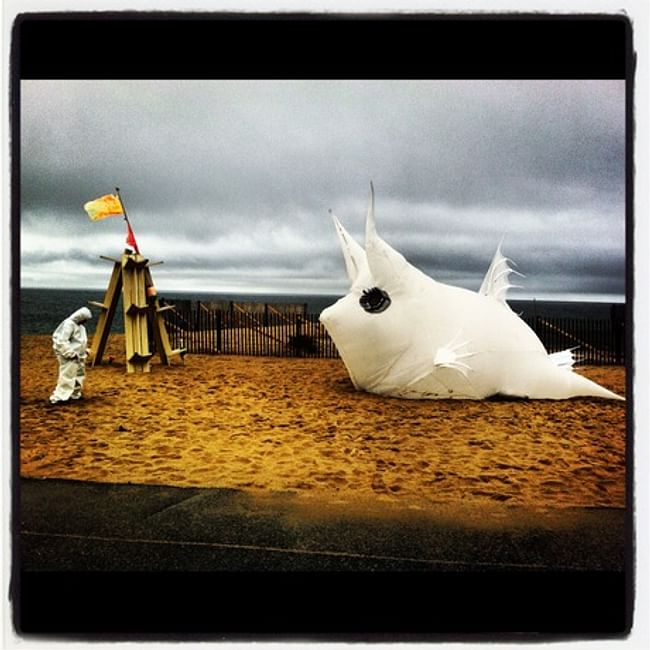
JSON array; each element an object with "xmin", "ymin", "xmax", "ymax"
[{"xmin": 126, "ymin": 220, "xmax": 140, "ymax": 255}]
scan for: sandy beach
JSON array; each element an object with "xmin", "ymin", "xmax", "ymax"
[{"xmin": 19, "ymin": 334, "xmax": 627, "ymax": 511}]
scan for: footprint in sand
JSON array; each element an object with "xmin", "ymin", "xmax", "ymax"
[
  {"xmin": 470, "ymin": 490, "xmax": 512, "ymax": 502},
  {"xmin": 541, "ymin": 480, "xmax": 564, "ymax": 491},
  {"xmin": 289, "ymin": 481, "xmax": 314, "ymax": 490},
  {"xmin": 371, "ymin": 474, "xmax": 388, "ymax": 493}
]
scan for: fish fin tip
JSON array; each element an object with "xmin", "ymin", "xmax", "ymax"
[{"xmin": 434, "ymin": 336, "xmax": 475, "ymax": 376}]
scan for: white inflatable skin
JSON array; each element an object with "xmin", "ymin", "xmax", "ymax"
[{"xmin": 320, "ymin": 186, "xmax": 623, "ymax": 401}]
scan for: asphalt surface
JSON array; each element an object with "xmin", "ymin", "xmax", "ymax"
[{"xmin": 13, "ymin": 477, "xmax": 631, "ymax": 639}]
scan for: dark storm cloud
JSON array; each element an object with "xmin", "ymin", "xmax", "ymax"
[{"xmin": 19, "ymin": 80, "xmax": 626, "ymax": 298}]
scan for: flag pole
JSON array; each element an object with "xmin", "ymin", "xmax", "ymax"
[
  {"xmin": 115, "ymin": 187, "xmax": 141, "ymax": 255},
  {"xmin": 115, "ymin": 187, "xmax": 131, "ymax": 226}
]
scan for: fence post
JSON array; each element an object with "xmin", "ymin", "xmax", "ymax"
[
  {"xmin": 216, "ymin": 310, "xmax": 222, "ymax": 353},
  {"xmin": 614, "ymin": 320, "xmax": 623, "ymax": 364},
  {"xmin": 611, "ymin": 304, "xmax": 624, "ymax": 365},
  {"xmin": 295, "ymin": 315, "xmax": 303, "ymax": 357}
]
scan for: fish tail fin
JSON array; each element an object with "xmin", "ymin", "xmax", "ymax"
[{"xmin": 566, "ymin": 371, "xmax": 625, "ymax": 401}]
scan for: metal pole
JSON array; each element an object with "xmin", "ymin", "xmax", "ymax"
[
  {"xmin": 114, "ymin": 187, "xmax": 131, "ymax": 226},
  {"xmin": 115, "ymin": 187, "xmax": 141, "ymax": 254}
]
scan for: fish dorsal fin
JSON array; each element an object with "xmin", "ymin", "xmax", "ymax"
[
  {"xmin": 479, "ymin": 241, "xmax": 524, "ymax": 306},
  {"xmin": 331, "ymin": 212, "xmax": 370, "ymax": 290}
]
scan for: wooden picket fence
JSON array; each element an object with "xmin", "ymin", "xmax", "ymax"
[
  {"xmin": 161, "ymin": 300, "xmax": 625, "ymax": 365},
  {"xmin": 161, "ymin": 300, "xmax": 338, "ymax": 358},
  {"xmin": 522, "ymin": 316, "xmax": 625, "ymax": 365}
]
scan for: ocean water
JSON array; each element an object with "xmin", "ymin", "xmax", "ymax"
[{"xmin": 16, "ymin": 287, "xmax": 626, "ymax": 336}]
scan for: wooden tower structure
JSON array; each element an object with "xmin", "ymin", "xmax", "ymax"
[{"xmin": 88, "ymin": 250, "xmax": 185, "ymax": 373}]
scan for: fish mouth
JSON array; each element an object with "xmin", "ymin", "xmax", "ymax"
[
  {"xmin": 319, "ymin": 299, "xmax": 348, "ymax": 330},
  {"xmin": 318, "ymin": 307, "xmax": 334, "ymax": 329},
  {"xmin": 318, "ymin": 307, "xmax": 352, "ymax": 360}
]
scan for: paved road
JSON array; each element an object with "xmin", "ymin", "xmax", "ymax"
[{"xmin": 13, "ymin": 478, "xmax": 630, "ymax": 639}]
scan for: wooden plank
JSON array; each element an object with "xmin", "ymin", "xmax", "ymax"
[
  {"xmin": 122, "ymin": 256, "xmax": 135, "ymax": 372},
  {"xmin": 136, "ymin": 267, "xmax": 146, "ymax": 308},
  {"xmin": 143, "ymin": 265, "xmax": 166, "ymax": 363},
  {"xmin": 128, "ymin": 352, "xmax": 153, "ymax": 365},
  {"xmin": 88, "ymin": 261, "xmax": 122, "ymax": 366},
  {"xmin": 122, "ymin": 253, "xmax": 151, "ymax": 373},
  {"xmin": 216, "ymin": 310, "xmax": 222, "ymax": 352},
  {"xmin": 146, "ymin": 264, "xmax": 185, "ymax": 364},
  {"xmin": 135, "ymin": 267, "xmax": 147, "ymax": 360},
  {"xmin": 210, "ymin": 309, "xmax": 216, "ymax": 353},
  {"xmin": 122, "ymin": 254, "xmax": 149, "ymax": 271}
]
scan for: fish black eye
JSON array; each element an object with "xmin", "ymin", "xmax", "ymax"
[{"xmin": 360, "ymin": 287, "xmax": 391, "ymax": 313}]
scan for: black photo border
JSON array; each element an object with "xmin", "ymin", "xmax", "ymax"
[{"xmin": 9, "ymin": 12, "xmax": 635, "ymax": 642}]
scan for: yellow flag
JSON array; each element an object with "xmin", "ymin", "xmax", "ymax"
[{"xmin": 84, "ymin": 194, "xmax": 124, "ymax": 221}]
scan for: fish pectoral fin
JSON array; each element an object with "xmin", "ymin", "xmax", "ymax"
[
  {"xmin": 433, "ymin": 337, "xmax": 475, "ymax": 377},
  {"xmin": 434, "ymin": 360, "xmax": 471, "ymax": 377}
]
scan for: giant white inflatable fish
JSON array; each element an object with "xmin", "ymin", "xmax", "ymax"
[{"xmin": 319, "ymin": 185, "xmax": 623, "ymax": 401}]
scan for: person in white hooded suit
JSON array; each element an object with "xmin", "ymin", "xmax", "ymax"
[{"xmin": 49, "ymin": 307, "xmax": 92, "ymax": 404}]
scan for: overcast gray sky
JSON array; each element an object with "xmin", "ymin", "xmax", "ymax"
[{"xmin": 19, "ymin": 79, "xmax": 626, "ymax": 301}]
